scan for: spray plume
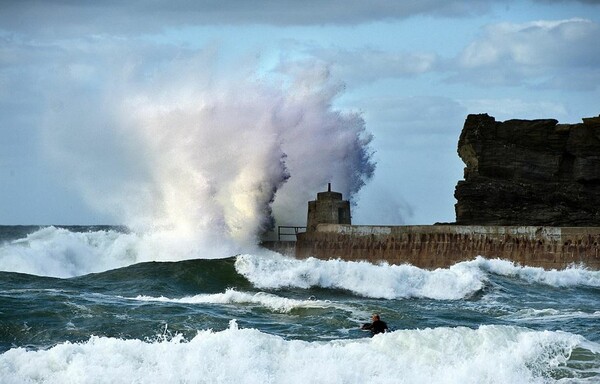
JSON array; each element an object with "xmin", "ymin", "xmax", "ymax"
[{"xmin": 43, "ymin": 51, "xmax": 375, "ymax": 256}]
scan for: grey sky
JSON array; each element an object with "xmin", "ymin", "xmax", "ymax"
[{"xmin": 1, "ymin": 0, "xmax": 599, "ymax": 230}]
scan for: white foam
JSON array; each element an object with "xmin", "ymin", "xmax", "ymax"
[
  {"xmin": 234, "ymin": 254, "xmax": 600, "ymax": 300},
  {"xmin": 5, "ymin": 227, "xmax": 600, "ymax": 291},
  {"xmin": 503, "ymin": 308, "xmax": 600, "ymax": 323},
  {"xmin": 0, "ymin": 226, "xmax": 242, "ymax": 278},
  {"xmin": 130, "ymin": 288, "xmax": 337, "ymax": 313},
  {"xmin": 1, "ymin": 323, "xmax": 596, "ymax": 384},
  {"xmin": 235, "ymin": 253, "xmax": 487, "ymax": 300},
  {"xmin": 467, "ymin": 256, "xmax": 600, "ymax": 287}
]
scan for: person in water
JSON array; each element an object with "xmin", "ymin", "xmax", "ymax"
[{"xmin": 361, "ymin": 313, "xmax": 388, "ymax": 335}]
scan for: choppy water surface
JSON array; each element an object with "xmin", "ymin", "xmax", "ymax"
[{"xmin": 0, "ymin": 226, "xmax": 599, "ymax": 383}]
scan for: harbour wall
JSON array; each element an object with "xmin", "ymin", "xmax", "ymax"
[{"xmin": 294, "ymin": 224, "xmax": 600, "ymax": 270}]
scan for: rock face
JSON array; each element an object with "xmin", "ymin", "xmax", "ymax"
[{"xmin": 454, "ymin": 114, "xmax": 600, "ymax": 226}]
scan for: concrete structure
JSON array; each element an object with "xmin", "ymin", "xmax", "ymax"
[
  {"xmin": 306, "ymin": 184, "xmax": 351, "ymax": 231},
  {"xmin": 295, "ymin": 224, "xmax": 600, "ymax": 269}
]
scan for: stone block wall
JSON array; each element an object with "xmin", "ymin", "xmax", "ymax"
[{"xmin": 295, "ymin": 224, "xmax": 600, "ymax": 270}]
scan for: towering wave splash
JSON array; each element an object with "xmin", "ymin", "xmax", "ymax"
[{"xmin": 43, "ymin": 52, "xmax": 375, "ymax": 252}]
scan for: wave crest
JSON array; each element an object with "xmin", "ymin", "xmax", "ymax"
[
  {"xmin": 0, "ymin": 226, "xmax": 240, "ymax": 278},
  {"xmin": 235, "ymin": 254, "xmax": 600, "ymax": 300},
  {"xmin": 234, "ymin": 254, "xmax": 487, "ymax": 300},
  {"xmin": 129, "ymin": 288, "xmax": 336, "ymax": 313},
  {"xmin": 467, "ymin": 256, "xmax": 600, "ymax": 287}
]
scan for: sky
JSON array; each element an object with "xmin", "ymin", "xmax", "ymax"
[{"xmin": 1, "ymin": 0, "xmax": 600, "ymax": 233}]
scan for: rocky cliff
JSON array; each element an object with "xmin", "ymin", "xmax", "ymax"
[{"xmin": 454, "ymin": 114, "xmax": 600, "ymax": 226}]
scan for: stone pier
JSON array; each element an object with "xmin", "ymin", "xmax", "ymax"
[{"xmin": 295, "ymin": 224, "xmax": 600, "ymax": 269}]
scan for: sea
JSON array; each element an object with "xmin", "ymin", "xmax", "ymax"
[{"xmin": 0, "ymin": 225, "xmax": 599, "ymax": 384}]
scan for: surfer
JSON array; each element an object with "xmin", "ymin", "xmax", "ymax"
[{"xmin": 361, "ymin": 313, "xmax": 388, "ymax": 335}]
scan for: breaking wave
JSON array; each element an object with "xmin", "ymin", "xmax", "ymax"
[
  {"xmin": 234, "ymin": 254, "xmax": 600, "ymax": 300},
  {"xmin": 1, "ymin": 322, "xmax": 597, "ymax": 384}
]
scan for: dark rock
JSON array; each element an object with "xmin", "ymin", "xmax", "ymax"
[{"xmin": 454, "ymin": 114, "xmax": 600, "ymax": 226}]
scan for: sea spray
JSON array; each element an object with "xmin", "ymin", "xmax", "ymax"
[{"xmin": 43, "ymin": 53, "xmax": 375, "ymax": 250}]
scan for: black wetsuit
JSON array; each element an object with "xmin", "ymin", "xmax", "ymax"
[{"xmin": 362, "ymin": 320, "xmax": 388, "ymax": 335}]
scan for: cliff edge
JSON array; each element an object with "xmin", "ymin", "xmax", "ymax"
[{"xmin": 455, "ymin": 114, "xmax": 600, "ymax": 226}]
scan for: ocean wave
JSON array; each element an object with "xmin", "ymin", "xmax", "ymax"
[
  {"xmin": 128, "ymin": 288, "xmax": 339, "ymax": 313},
  {"xmin": 467, "ymin": 256, "xmax": 600, "ymax": 288},
  {"xmin": 0, "ymin": 226, "xmax": 137, "ymax": 278},
  {"xmin": 1, "ymin": 322, "xmax": 596, "ymax": 384},
  {"xmin": 0, "ymin": 226, "xmax": 243, "ymax": 278},
  {"xmin": 234, "ymin": 253, "xmax": 487, "ymax": 300},
  {"xmin": 234, "ymin": 254, "xmax": 600, "ymax": 300},
  {"xmin": 3, "ymin": 226, "xmax": 599, "ymax": 291},
  {"xmin": 502, "ymin": 308, "xmax": 600, "ymax": 323}
]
